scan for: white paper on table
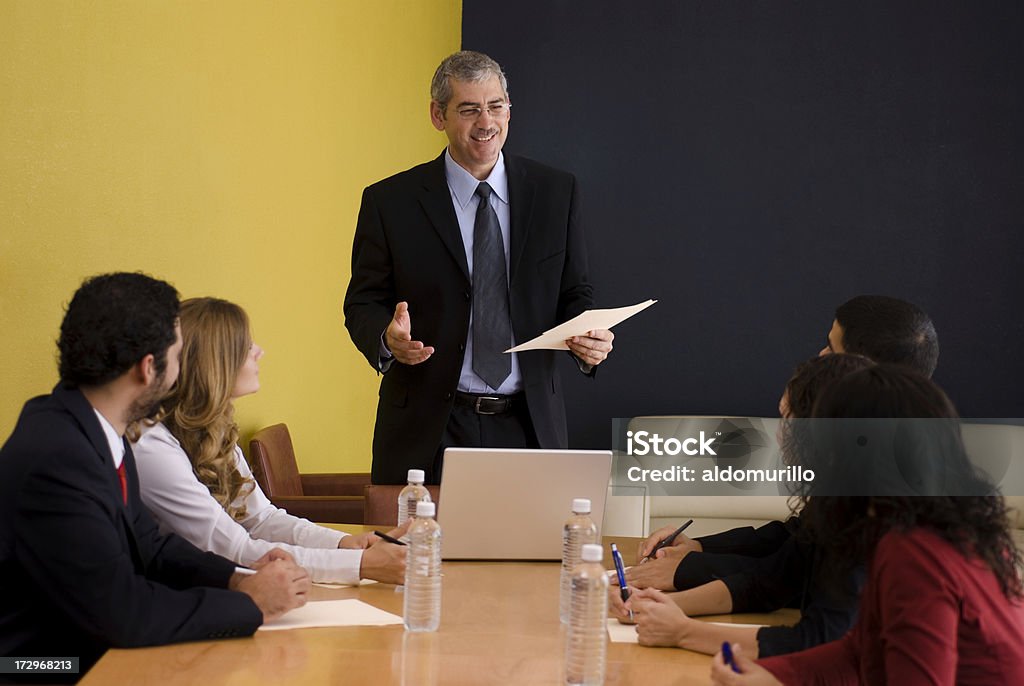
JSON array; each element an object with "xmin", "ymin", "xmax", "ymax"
[
  {"xmin": 607, "ymin": 619, "xmax": 640, "ymax": 643},
  {"xmin": 607, "ymin": 619, "xmax": 767, "ymax": 644},
  {"xmin": 257, "ymin": 599, "xmax": 403, "ymax": 631},
  {"xmin": 505, "ymin": 299, "xmax": 657, "ymax": 353}
]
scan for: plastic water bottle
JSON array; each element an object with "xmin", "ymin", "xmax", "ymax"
[
  {"xmin": 565, "ymin": 543, "xmax": 608, "ymax": 686},
  {"xmin": 560, "ymin": 498, "xmax": 598, "ymax": 623},
  {"xmin": 403, "ymin": 500, "xmax": 442, "ymax": 632},
  {"xmin": 397, "ymin": 468, "xmax": 431, "ymax": 530},
  {"xmin": 400, "ymin": 632, "xmax": 439, "ymax": 686}
]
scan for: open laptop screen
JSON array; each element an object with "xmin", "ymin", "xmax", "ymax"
[{"xmin": 437, "ymin": 448, "xmax": 613, "ymax": 560}]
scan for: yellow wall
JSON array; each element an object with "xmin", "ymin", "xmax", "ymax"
[{"xmin": 0, "ymin": 0, "xmax": 461, "ymax": 472}]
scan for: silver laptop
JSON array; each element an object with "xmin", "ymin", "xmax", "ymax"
[{"xmin": 437, "ymin": 447, "xmax": 613, "ymax": 560}]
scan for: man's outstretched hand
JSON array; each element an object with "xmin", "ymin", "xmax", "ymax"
[{"xmin": 385, "ymin": 302, "xmax": 434, "ymax": 365}]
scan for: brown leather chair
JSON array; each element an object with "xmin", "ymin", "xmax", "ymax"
[
  {"xmin": 248, "ymin": 423, "xmax": 369, "ymax": 524},
  {"xmin": 363, "ymin": 484, "xmax": 441, "ymax": 526}
]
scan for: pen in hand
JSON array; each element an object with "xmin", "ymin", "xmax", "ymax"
[
  {"xmin": 610, "ymin": 543, "xmax": 633, "ymax": 622},
  {"xmin": 646, "ymin": 519, "xmax": 694, "ymax": 561},
  {"xmin": 721, "ymin": 641, "xmax": 741, "ymax": 673},
  {"xmin": 373, "ymin": 530, "xmax": 407, "ymax": 546}
]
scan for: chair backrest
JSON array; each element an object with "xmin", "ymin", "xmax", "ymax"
[
  {"xmin": 363, "ymin": 484, "xmax": 441, "ymax": 526},
  {"xmin": 249, "ymin": 423, "xmax": 304, "ymax": 497}
]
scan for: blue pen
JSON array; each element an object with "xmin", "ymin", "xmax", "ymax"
[
  {"xmin": 610, "ymin": 543, "xmax": 633, "ymax": 622},
  {"xmin": 721, "ymin": 641, "xmax": 741, "ymax": 674}
]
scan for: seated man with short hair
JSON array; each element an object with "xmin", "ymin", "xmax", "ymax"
[
  {"xmin": 0, "ymin": 273, "xmax": 310, "ymax": 683},
  {"xmin": 820, "ymin": 294, "xmax": 939, "ymax": 377}
]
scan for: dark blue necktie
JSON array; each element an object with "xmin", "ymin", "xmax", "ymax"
[{"xmin": 472, "ymin": 182, "xmax": 512, "ymax": 389}]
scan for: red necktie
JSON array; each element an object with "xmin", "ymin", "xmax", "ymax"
[{"xmin": 116, "ymin": 461, "xmax": 128, "ymax": 505}]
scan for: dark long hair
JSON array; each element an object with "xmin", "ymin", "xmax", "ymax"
[
  {"xmin": 796, "ymin": 365, "xmax": 1021, "ymax": 599},
  {"xmin": 779, "ymin": 354, "xmax": 875, "ymax": 466},
  {"xmin": 784, "ymin": 354, "xmax": 876, "ymax": 419}
]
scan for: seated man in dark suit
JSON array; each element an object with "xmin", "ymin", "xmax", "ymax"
[{"xmin": 0, "ymin": 273, "xmax": 310, "ymax": 683}]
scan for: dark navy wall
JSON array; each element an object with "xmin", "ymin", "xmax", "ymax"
[{"xmin": 463, "ymin": 1, "xmax": 1024, "ymax": 448}]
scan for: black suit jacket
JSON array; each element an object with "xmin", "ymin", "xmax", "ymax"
[
  {"xmin": 0, "ymin": 385, "xmax": 262, "ymax": 679},
  {"xmin": 344, "ymin": 152, "xmax": 593, "ymax": 484}
]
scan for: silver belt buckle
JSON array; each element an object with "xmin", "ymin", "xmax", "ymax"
[{"xmin": 475, "ymin": 395, "xmax": 502, "ymax": 415}]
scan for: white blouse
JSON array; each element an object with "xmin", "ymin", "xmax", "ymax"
[{"xmin": 132, "ymin": 422, "xmax": 362, "ymax": 584}]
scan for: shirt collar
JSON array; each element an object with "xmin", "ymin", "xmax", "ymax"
[
  {"xmin": 92, "ymin": 408, "xmax": 125, "ymax": 468},
  {"xmin": 444, "ymin": 149, "xmax": 508, "ymax": 209}
]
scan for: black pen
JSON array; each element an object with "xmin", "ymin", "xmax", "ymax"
[
  {"xmin": 373, "ymin": 530, "xmax": 407, "ymax": 546},
  {"xmin": 646, "ymin": 519, "xmax": 694, "ymax": 560}
]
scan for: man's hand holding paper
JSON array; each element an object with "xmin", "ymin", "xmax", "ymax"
[
  {"xmin": 567, "ymin": 329, "xmax": 615, "ymax": 366},
  {"xmin": 506, "ymin": 299, "xmax": 656, "ymax": 354}
]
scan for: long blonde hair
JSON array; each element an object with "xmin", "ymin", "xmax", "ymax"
[{"xmin": 162, "ymin": 297, "xmax": 255, "ymax": 520}]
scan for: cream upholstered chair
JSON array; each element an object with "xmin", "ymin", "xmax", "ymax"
[{"xmin": 640, "ymin": 417, "xmax": 1024, "ymax": 549}]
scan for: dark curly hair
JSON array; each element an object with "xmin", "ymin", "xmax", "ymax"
[
  {"xmin": 784, "ymin": 353, "xmax": 876, "ymax": 419},
  {"xmin": 834, "ymin": 295, "xmax": 939, "ymax": 377},
  {"xmin": 796, "ymin": 365, "xmax": 1022, "ymax": 600},
  {"xmin": 58, "ymin": 272, "xmax": 180, "ymax": 387},
  {"xmin": 780, "ymin": 353, "xmax": 875, "ymax": 467}
]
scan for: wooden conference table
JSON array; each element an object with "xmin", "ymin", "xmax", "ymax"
[{"xmin": 81, "ymin": 527, "xmax": 795, "ymax": 685}]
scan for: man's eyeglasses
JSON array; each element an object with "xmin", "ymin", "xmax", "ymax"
[{"xmin": 454, "ymin": 102, "xmax": 511, "ymax": 120}]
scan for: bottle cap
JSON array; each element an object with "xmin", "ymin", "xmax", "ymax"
[
  {"xmin": 572, "ymin": 498, "xmax": 591, "ymax": 514},
  {"xmin": 416, "ymin": 500, "xmax": 436, "ymax": 518},
  {"xmin": 407, "ymin": 469, "xmax": 425, "ymax": 484},
  {"xmin": 581, "ymin": 543, "xmax": 603, "ymax": 562}
]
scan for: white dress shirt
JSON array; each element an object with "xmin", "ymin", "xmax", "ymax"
[
  {"xmin": 443, "ymin": 149, "xmax": 523, "ymax": 394},
  {"xmin": 93, "ymin": 408, "xmax": 124, "ymax": 469},
  {"xmin": 132, "ymin": 422, "xmax": 362, "ymax": 584}
]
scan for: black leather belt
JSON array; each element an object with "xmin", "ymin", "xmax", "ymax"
[{"xmin": 454, "ymin": 391, "xmax": 517, "ymax": 415}]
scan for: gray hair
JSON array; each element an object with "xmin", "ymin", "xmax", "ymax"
[{"xmin": 430, "ymin": 50, "xmax": 509, "ymax": 112}]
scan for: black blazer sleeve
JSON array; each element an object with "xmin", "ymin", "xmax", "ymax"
[
  {"xmin": 673, "ymin": 518, "xmax": 798, "ymax": 589},
  {"xmin": 696, "ymin": 518, "xmax": 795, "ymax": 556},
  {"xmin": 14, "ymin": 443, "xmax": 262, "ymax": 647},
  {"xmin": 121, "ymin": 445, "xmax": 246, "ymax": 591},
  {"xmin": 344, "ymin": 184, "xmax": 398, "ymax": 371},
  {"xmin": 556, "ymin": 174, "xmax": 593, "ymax": 323},
  {"xmin": 719, "ymin": 536, "xmax": 862, "ymax": 658}
]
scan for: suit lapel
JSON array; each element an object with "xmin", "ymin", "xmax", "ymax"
[
  {"xmin": 53, "ymin": 384, "xmax": 129, "ymax": 510},
  {"xmin": 119, "ymin": 442, "xmax": 147, "ymax": 569},
  {"xmin": 418, "ymin": 153, "xmax": 470, "ymax": 283},
  {"xmin": 53, "ymin": 385, "xmax": 145, "ymax": 568},
  {"xmin": 505, "ymin": 155, "xmax": 535, "ymax": 285}
]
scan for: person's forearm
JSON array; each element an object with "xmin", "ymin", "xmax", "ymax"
[
  {"xmin": 228, "ymin": 570, "xmax": 247, "ymax": 591},
  {"xmin": 674, "ymin": 580, "xmax": 733, "ymax": 616},
  {"xmin": 676, "ymin": 619, "xmax": 760, "ymax": 658}
]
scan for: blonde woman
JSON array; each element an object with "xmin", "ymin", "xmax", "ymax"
[{"xmin": 132, "ymin": 297, "xmax": 405, "ymax": 585}]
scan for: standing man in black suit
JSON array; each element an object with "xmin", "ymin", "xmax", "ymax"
[
  {"xmin": 0, "ymin": 273, "xmax": 310, "ymax": 682},
  {"xmin": 345, "ymin": 51, "xmax": 614, "ymax": 485}
]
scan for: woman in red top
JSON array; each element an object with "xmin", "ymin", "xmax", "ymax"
[{"xmin": 711, "ymin": 365, "xmax": 1024, "ymax": 685}]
